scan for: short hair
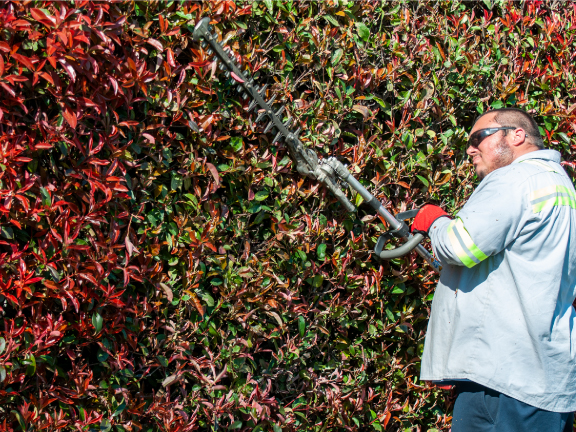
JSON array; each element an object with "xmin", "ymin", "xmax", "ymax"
[{"xmin": 476, "ymin": 108, "xmax": 545, "ymax": 149}]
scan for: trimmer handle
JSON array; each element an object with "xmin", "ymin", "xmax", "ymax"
[{"xmin": 374, "ymin": 209, "xmax": 424, "ymax": 260}]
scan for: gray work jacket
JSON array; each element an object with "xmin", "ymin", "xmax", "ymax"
[{"xmin": 421, "ymin": 149, "xmax": 576, "ymax": 412}]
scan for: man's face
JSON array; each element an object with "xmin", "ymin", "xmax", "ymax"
[{"xmin": 466, "ymin": 113, "xmax": 514, "ymax": 180}]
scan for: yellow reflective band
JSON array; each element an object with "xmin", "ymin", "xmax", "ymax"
[
  {"xmin": 530, "ymin": 185, "xmax": 576, "ymax": 213},
  {"xmin": 530, "ymin": 185, "xmax": 561, "ymax": 201},
  {"xmin": 447, "ymin": 218, "xmax": 487, "ymax": 268},
  {"xmin": 521, "ymin": 159, "xmax": 557, "ymax": 172},
  {"xmin": 454, "ymin": 218, "xmax": 489, "ymax": 263}
]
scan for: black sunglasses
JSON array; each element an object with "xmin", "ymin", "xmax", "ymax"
[{"xmin": 468, "ymin": 127, "xmax": 520, "ymax": 148}]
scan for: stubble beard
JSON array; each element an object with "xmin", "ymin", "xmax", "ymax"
[{"xmin": 476, "ymin": 138, "xmax": 514, "ymax": 180}]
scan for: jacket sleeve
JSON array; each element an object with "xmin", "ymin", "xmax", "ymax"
[{"xmin": 429, "ymin": 170, "xmax": 527, "ymax": 268}]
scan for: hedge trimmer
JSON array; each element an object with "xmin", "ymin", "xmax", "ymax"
[{"xmin": 193, "ymin": 18, "xmax": 442, "ymax": 273}]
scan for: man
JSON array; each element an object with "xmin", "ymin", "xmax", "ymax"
[{"xmin": 411, "ymin": 108, "xmax": 576, "ymax": 431}]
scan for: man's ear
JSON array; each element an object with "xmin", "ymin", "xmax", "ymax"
[{"xmin": 510, "ymin": 128, "xmax": 527, "ymax": 147}]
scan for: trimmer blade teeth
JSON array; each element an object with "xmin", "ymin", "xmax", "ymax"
[
  {"xmin": 248, "ymin": 100, "xmax": 258, "ymax": 112},
  {"xmin": 259, "ymin": 84, "xmax": 268, "ymax": 95},
  {"xmin": 201, "ymin": 41, "xmax": 208, "ymax": 48},
  {"xmin": 264, "ymin": 120, "xmax": 274, "ymax": 134},
  {"xmin": 207, "ymin": 49, "xmax": 213, "ymax": 55},
  {"xmin": 224, "ymin": 71, "xmax": 231, "ymax": 78},
  {"xmin": 272, "ymin": 131, "xmax": 283, "ymax": 144},
  {"xmin": 293, "ymin": 127, "xmax": 301, "ymax": 138},
  {"xmin": 267, "ymin": 95, "xmax": 277, "ymax": 106},
  {"xmin": 275, "ymin": 106, "xmax": 285, "ymax": 117},
  {"xmin": 237, "ymin": 85, "xmax": 243, "ymax": 93},
  {"xmin": 255, "ymin": 111, "xmax": 267, "ymax": 123},
  {"xmin": 283, "ymin": 117, "xmax": 293, "ymax": 128},
  {"xmin": 242, "ymin": 93, "xmax": 248, "ymax": 100}
]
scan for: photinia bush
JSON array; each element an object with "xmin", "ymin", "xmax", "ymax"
[{"xmin": 0, "ymin": 1, "xmax": 575, "ymax": 431}]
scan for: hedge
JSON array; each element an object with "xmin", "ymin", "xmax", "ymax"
[{"xmin": 1, "ymin": 1, "xmax": 575, "ymax": 431}]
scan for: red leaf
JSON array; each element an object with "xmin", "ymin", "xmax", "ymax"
[
  {"xmin": 166, "ymin": 48, "xmax": 176, "ymax": 68},
  {"xmin": 159, "ymin": 15, "xmax": 167, "ymax": 32},
  {"xmin": 10, "ymin": 219, "xmax": 21, "ymax": 229},
  {"xmin": 39, "ymin": 72, "xmax": 54, "ymax": 86},
  {"xmin": 147, "ymin": 38, "xmax": 164, "ymax": 52},
  {"xmin": 88, "ymin": 158, "xmax": 110, "ymax": 166},
  {"xmin": 396, "ymin": 181, "xmax": 410, "ymax": 189},
  {"xmin": 63, "ymin": 105, "xmax": 77, "ymax": 129},
  {"xmin": 205, "ymin": 162, "xmax": 220, "ymax": 188},
  {"xmin": 109, "ymin": 76, "xmax": 118, "ymax": 95},
  {"xmin": 57, "ymin": 58, "xmax": 76, "ymax": 82},
  {"xmin": 35, "ymin": 143, "xmax": 53, "ymax": 149},
  {"xmin": 119, "ymin": 120, "xmax": 139, "ymax": 127},
  {"xmin": 0, "ymin": 82, "xmax": 15, "ymax": 97},
  {"xmin": 0, "ymin": 54, "xmax": 4, "ymax": 77},
  {"xmin": 231, "ymin": 71, "xmax": 245, "ymax": 83},
  {"xmin": 141, "ymin": 133, "xmax": 155, "ymax": 144},
  {"xmin": 11, "ymin": 53, "xmax": 35, "ymax": 71},
  {"xmin": 30, "ymin": 8, "xmax": 55, "ymax": 27}
]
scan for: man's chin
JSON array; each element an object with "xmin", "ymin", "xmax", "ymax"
[{"xmin": 475, "ymin": 167, "xmax": 487, "ymax": 180}]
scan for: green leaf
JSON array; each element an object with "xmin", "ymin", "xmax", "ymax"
[
  {"xmin": 112, "ymin": 399, "xmax": 126, "ymax": 418},
  {"xmin": 97, "ymin": 349, "xmax": 109, "ymax": 363},
  {"xmin": 171, "ymin": 174, "xmax": 182, "ymax": 191},
  {"xmin": 416, "ymin": 175, "xmax": 429, "ymax": 187},
  {"xmin": 229, "ymin": 420, "xmax": 243, "ymax": 430},
  {"xmin": 355, "ymin": 22, "xmax": 370, "ymax": 42},
  {"xmin": 0, "ymin": 337, "xmax": 5, "ymax": 355},
  {"xmin": 298, "ymin": 316, "xmax": 306, "ymax": 338},
  {"xmin": 100, "ymin": 419, "xmax": 112, "ymax": 432},
  {"xmin": 558, "ymin": 132, "xmax": 570, "ymax": 144},
  {"xmin": 331, "ymin": 48, "xmax": 343, "ymax": 65},
  {"xmin": 11, "ymin": 410, "xmax": 26, "ymax": 432},
  {"xmin": 0, "ymin": 365, "xmax": 5, "ymax": 383},
  {"xmin": 199, "ymin": 292, "xmax": 215, "ymax": 307},
  {"xmin": 92, "ymin": 312, "xmax": 103, "ymax": 334},
  {"xmin": 323, "ymin": 14, "xmax": 339, "ymax": 27},
  {"xmin": 230, "ymin": 136, "xmax": 243, "ymax": 152},
  {"xmin": 254, "ymin": 191, "xmax": 269, "ymax": 201},
  {"xmin": 0, "ymin": 226, "xmax": 13, "ymax": 240},
  {"xmin": 157, "ymin": 355, "xmax": 169, "ymax": 367},
  {"xmin": 491, "ymin": 100, "xmax": 504, "ymax": 109},
  {"xmin": 263, "ymin": 0, "xmax": 273, "ymax": 13},
  {"xmin": 317, "ymin": 243, "xmax": 327, "ymax": 260}
]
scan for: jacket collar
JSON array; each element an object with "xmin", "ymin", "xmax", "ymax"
[{"xmin": 512, "ymin": 149, "xmax": 561, "ymax": 165}]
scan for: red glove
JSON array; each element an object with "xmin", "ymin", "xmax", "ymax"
[{"xmin": 411, "ymin": 204, "xmax": 450, "ymax": 235}]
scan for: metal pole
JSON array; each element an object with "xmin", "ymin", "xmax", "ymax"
[{"xmin": 323, "ymin": 158, "xmax": 442, "ymax": 273}]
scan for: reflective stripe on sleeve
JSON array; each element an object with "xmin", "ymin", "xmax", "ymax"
[
  {"xmin": 529, "ymin": 185, "xmax": 576, "ymax": 213},
  {"xmin": 447, "ymin": 218, "xmax": 488, "ymax": 268},
  {"xmin": 520, "ymin": 159, "xmax": 558, "ymax": 172}
]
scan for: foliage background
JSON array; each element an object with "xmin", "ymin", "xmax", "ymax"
[{"xmin": 1, "ymin": 0, "xmax": 576, "ymax": 431}]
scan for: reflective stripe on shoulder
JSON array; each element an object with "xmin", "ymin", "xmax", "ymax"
[
  {"xmin": 447, "ymin": 218, "xmax": 488, "ymax": 268},
  {"xmin": 529, "ymin": 185, "xmax": 576, "ymax": 213},
  {"xmin": 520, "ymin": 159, "xmax": 558, "ymax": 172}
]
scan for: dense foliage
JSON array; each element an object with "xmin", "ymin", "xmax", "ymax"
[{"xmin": 1, "ymin": 1, "xmax": 576, "ymax": 431}]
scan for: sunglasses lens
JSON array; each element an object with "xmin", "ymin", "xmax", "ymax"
[
  {"xmin": 468, "ymin": 129, "xmax": 498, "ymax": 148},
  {"xmin": 468, "ymin": 131, "xmax": 484, "ymax": 148}
]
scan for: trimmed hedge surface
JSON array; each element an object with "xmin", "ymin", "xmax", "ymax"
[{"xmin": 0, "ymin": 1, "xmax": 575, "ymax": 431}]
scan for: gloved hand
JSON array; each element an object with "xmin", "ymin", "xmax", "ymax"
[{"xmin": 411, "ymin": 204, "xmax": 450, "ymax": 235}]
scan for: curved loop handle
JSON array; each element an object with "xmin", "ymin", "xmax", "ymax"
[
  {"xmin": 373, "ymin": 208, "xmax": 424, "ymax": 260},
  {"xmin": 376, "ymin": 233, "xmax": 424, "ymax": 259}
]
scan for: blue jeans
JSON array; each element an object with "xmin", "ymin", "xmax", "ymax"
[{"xmin": 451, "ymin": 381, "xmax": 574, "ymax": 432}]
